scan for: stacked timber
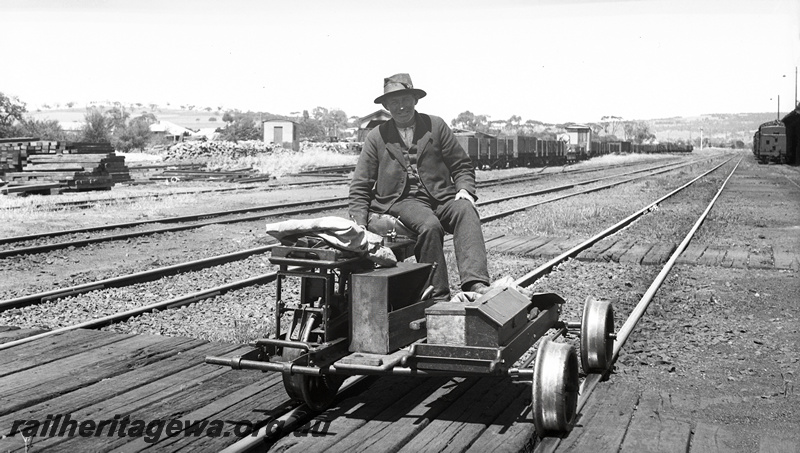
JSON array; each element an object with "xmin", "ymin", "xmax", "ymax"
[
  {"xmin": 164, "ymin": 140, "xmax": 276, "ymax": 161},
  {"xmin": 1, "ymin": 137, "xmax": 54, "ymax": 173},
  {"xmin": 0, "ymin": 138, "xmax": 132, "ymax": 192}
]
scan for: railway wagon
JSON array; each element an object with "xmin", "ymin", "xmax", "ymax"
[
  {"xmin": 503, "ymin": 137, "xmax": 516, "ymax": 167},
  {"xmin": 496, "ymin": 138, "xmax": 508, "ymax": 167},
  {"xmin": 524, "ymin": 136, "xmax": 539, "ymax": 166},
  {"xmin": 455, "ymin": 135, "xmax": 479, "ymax": 165},
  {"xmin": 753, "ymin": 121, "xmax": 787, "ymax": 164},
  {"xmin": 478, "ymin": 138, "xmax": 492, "ymax": 168}
]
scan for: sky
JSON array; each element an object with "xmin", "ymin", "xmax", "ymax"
[{"xmin": 2, "ymin": 0, "xmax": 799, "ymax": 124}]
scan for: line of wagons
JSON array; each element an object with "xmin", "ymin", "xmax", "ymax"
[
  {"xmin": 752, "ymin": 120, "xmax": 788, "ymax": 164},
  {"xmin": 454, "ymin": 134, "xmax": 694, "ymax": 169}
]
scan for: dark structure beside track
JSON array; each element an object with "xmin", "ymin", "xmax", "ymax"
[{"xmin": 781, "ymin": 106, "xmax": 800, "ymax": 165}]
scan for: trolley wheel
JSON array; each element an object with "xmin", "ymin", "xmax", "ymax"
[
  {"xmin": 580, "ymin": 298, "xmax": 614, "ymax": 373},
  {"xmin": 532, "ymin": 338, "xmax": 579, "ymax": 436},
  {"xmin": 281, "ymin": 314, "xmax": 344, "ymax": 411}
]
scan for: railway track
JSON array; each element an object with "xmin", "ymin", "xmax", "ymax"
[
  {"xmin": 0, "ymin": 157, "xmax": 674, "ymax": 212},
  {"xmin": 0, "ymin": 156, "xmax": 721, "ymax": 316},
  {"xmin": 217, "ymin": 157, "xmax": 741, "ymax": 452},
  {"xmin": 4, "ymin": 153, "xmax": 780, "ymax": 451},
  {"xmin": 0, "ymin": 157, "xmax": 713, "ymax": 260}
]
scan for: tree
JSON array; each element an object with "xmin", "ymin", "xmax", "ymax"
[
  {"xmin": 600, "ymin": 115, "xmax": 623, "ymax": 137},
  {"xmin": 13, "ymin": 118, "xmax": 72, "ymax": 141},
  {"xmin": 105, "ymin": 106, "xmax": 130, "ymax": 131},
  {"xmin": 218, "ymin": 112, "xmax": 262, "ymax": 142},
  {"xmin": 113, "ymin": 117, "xmax": 152, "ymax": 152},
  {"xmin": 0, "ymin": 92, "xmax": 27, "ymax": 136},
  {"xmin": 81, "ymin": 108, "xmax": 112, "ymax": 142},
  {"xmin": 623, "ymin": 121, "xmax": 655, "ymax": 144},
  {"xmin": 297, "ymin": 117, "xmax": 325, "ymax": 141},
  {"xmin": 313, "ymin": 107, "xmax": 348, "ymax": 139},
  {"xmin": 451, "ymin": 111, "xmax": 489, "ymax": 132}
]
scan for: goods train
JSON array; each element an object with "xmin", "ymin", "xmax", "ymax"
[
  {"xmin": 752, "ymin": 120, "xmax": 787, "ymax": 164},
  {"xmin": 454, "ymin": 134, "xmax": 693, "ymax": 169}
]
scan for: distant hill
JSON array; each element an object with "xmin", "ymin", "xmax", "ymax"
[
  {"xmin": 28, "ymin": 107, "xmax": 788, "ymax": 146},
  {"xmin": 646, "ymin": 112, "xmax": 786, "ymax": 146},
  {"xmin": 29, "ymin": 107, "xmax": 228, "ymax": 130}
]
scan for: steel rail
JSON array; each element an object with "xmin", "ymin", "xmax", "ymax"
[
  {"xmin": 533, "ymin": 157, "xmax": 743, "ymax": 453},
  {"xmin": 475, "ymin": 158, "xmax": 704, "ymax": 207},
  {"xmin": 483, "ymin": 156, "xmax": 723, "ymax": 224},
  {"xmin": 514, "ymin": 157, "xmax": 732, "ymax": 287},
  {"xmin": 4, "ymin": 182, "xmax": 267, "ymax": 210},
  {"xmin": 0, "ymin": 161, "xmax": 657, "ymax": 243},
  {"xmin": 0, "ymin": 157, "xmax": 670, "ymax": 213},
  {"xmin": 0, "ymin": 270, "xmax": 281, "ymax": 351},
  {"xmin": 0, "ymin": 244, "xmax": 278, "ymax": 309},
  {"xmin": 0, "ymin": 157, "xmax": 715, "ymax": 313},
  {"xmin": 0, "ymin": 158, "xmax": 709, "ymax": 312},
  {"xmin": 216, "ymin": 160, "xmax": 730, "ymax": 452},
  {"xmin": 477, "ymin": 156, "xmax": 679, "ymax": 188},
  {"xmin": 0, "ymin": 197, "xmax": 344, "ymax": 245},
  {"xmin": 1, "ymin": 176, "xmax": 348, "ymax": 210},
  {"xmin": 0, "ymin": 201, "xmax": 347, "ymax": 259},
  {"xmin": 0, "ymin": 158, "xmax": 703, "ymax": 255}
]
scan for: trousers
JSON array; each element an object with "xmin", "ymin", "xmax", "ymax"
[{"xmin": 386, "ymin": 195, "xmax": 489, "ymax": 300}]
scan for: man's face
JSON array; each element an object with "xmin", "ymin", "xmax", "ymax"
[{"xmin": 382, "ymin": 93, "xmax": 417, "ymax": 124}]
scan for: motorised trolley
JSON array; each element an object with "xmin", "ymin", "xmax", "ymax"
[{"xmin": 206, "ymin": 236, "xmax": 614, "ymax": 436}]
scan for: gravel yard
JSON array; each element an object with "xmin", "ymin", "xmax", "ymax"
[{"xmin": 1, "ymin": 148, "xmax": 798, "ymax": 450}]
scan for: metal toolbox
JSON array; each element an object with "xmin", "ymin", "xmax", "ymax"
[
  {"xmin": 425, "ymin": 301, "xmax": 466, "ymax": 345},
  {"xmin": 465, "ymin": 286, "xmax": 532, "ymax": 347}
]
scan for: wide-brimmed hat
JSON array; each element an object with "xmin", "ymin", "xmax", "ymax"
[{"xmin": 374, "ymin": 73, "xmax": 427, "ymax": 104}]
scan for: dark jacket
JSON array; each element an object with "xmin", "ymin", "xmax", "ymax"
[{"xmin": 349, "ymin": 112, "xmax": 477, "ymax": 227}]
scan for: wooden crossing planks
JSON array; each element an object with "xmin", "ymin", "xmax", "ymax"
[
  {"xmin": 396, "ymin": 378, "xmax": 529, "ymax": 452},
  {"xmin": 269, "ymin": 376, "xmax": 444, "ymax": 452},
  {"xmin": 518, "ymin": 236, "xmax": 557, "ymax": 255},
  {"xmin": 109, "ymin": 374, "xmax": 282, "ymax": 452},
  {"xmin": 690, "ymin": 423, "xmax": 742, "ymax": 452},
  {"xmin": 0, "ymin": 329, "xmax": 282, "ymax": 452},
  {"xmin": 618, "ymin": 389, "xmax": 692, "ymax": 453},
  {"xmin": 489, "ymin": 236, "xmax": 533, "ymax": 254},
  {"xmin": 555, "ymin": 380, "xmax": 640, "ymax": 452},
  {"xmin": 526, "ymin": 237, "xmax": 568, "ymax": 257},
  {"xmin": 0, "ymin": 334, "xmax": 200, "ymax": 415},
  {"xmin": 677, "ymin": 243, "xmax": 707, "ymax": 264},
  {"xmin": 0, "ymin": 341, "xmax": 244, "ymax": 451},
  {"xmin": 576, "ymin": 237, "xmax": 618, "ymax": 261},
  {"xmin": 640, "ymin": 242, "xmax": 677, "ymax": 265},
  {"xmin": 0, "ymin": 329, "xmax": 130, "ymax": 377},
  {"xmin": 274, "ymin": 377, "xmax": 485, "ymax": 452},
  {"xmin": 487, "ymin": 235, "xmax": 785, "ymax": 269}
]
